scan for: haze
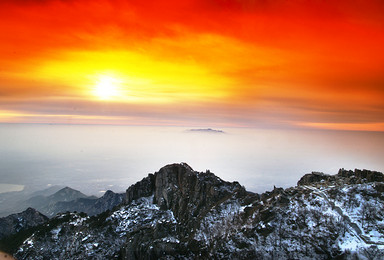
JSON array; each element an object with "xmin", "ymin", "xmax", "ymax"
[
  {"xmin": 0, "ymin": 1, "xmax": 384, "ymax": 195},
  {"xmin": 1, "ymin": 124, "xmax": 383, "ymax": 195}
]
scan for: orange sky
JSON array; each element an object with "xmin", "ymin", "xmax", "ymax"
[{"xmin": 1, "ymin": 0, "xmax": 384, "ymax": 130}]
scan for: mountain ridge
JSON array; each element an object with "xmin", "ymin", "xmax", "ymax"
[
  {"xmin": 51, "ymin": 189, "xmax": 124, "ymax": 217},
  {"xmin": 2, "ymin": 163, "xmax": 383, "ymax": 259},
  {"xmin": 0, "ymin": 208, "xmax": 48, "ymax": 240},
  {"xmin": 25, "ymin": 186, "xmax": 96, "ymax": 217},
  {"xmin": 0, "ymin": 185, "xmax": 65, "ymax": 218}
]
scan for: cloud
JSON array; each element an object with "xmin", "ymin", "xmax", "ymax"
[{"xmin": 0, "ymin": 0, "xmax": 384, "ymax": 130}]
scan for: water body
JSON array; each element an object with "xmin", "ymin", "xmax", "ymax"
[
  {"xmin": 0, "ymin": 124, "xmax": 383, "ymax": 195},
  {"xmin": 0, "ymin": 184, "xmax": 24, "ymax": 194}
]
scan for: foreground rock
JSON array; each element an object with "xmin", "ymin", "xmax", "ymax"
[
  {"xmin": 126, "ymin": 163, "xmax": 250, "ymax": 238},
  {"xmin": 10, "ymin": 164, "xmax": 384, "ymax": 259}
]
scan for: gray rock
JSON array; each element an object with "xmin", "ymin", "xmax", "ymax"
[
  {"xmin": 12, "ymin": 164, "xmax": 384, "ymax": 260},
  {"xmin": 126, "ymin": 163, "xmax": 248, "ymax": 236},
  {"xmin": 298, "ymin": 168, "xmax": 384, "ymax": 186},
  {"xmin": 126, "ymin": 174, "xmax": 155, "ymax": 204},
  {"xmin": 0, "ymin": 208, "xmax": 48, "ymax": 239}
]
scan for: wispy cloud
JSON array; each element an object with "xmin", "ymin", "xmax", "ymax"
[{"xmin": 1, "ymin": 0, "xmax": 384, "ymax": 130}]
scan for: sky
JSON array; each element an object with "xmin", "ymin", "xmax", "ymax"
[{"xmin": 1, "ymin": 0, "xmax": 384, "ymax": 130}]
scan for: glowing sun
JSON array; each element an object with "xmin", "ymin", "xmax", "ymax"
[{"xmin": 93, "ymin": 75, "xmax": 122, "ymax": 100}]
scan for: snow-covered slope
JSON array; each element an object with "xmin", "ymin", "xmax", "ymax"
[{"xmin": 12, "ymin": 164, "xmax": 384, "ymax": 259}]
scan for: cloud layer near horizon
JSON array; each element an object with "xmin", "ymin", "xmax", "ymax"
[{"xmin": 1, "ymin": 0, "xmax": 384, "ymax": 130}]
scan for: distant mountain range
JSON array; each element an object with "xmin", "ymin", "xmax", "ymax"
[
  {"xmin": 187, "ymin": 128, "xmax": 225, "ymax": 133},
  {"xmin": 0, "ymin": 187, "xmax": 124, "ymax": 241},
  {"xmin": 1, "ymin": 163, "xmax": 384, "ymax": 259},
  {"xmin": 0, "ymin": 186, "xmax": 124, "ymax": 219},
  {"xmin": 25, "ymin": 187, "xmax": 96, "ymax": 216},
  {"xmin": 0, "ymin": 185, "xmax": 64, "ymax": 217}
]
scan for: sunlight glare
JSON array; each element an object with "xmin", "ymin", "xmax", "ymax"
[{"xmin": 93, "ymin": 75, "xmax": 122, "ymax": 100}]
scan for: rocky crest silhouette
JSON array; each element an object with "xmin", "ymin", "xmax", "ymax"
[
  {"xmin": 298, "ymin": 168, "xmax": 384, "ymax": 186},
  {"xmin": 2, "ymin": 163, "xmax": 383, "ymax": 259}
]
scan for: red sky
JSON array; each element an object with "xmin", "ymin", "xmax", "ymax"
[{"xmin": 1, "ymin": 0, "xmax": 384, "ymax": 130}]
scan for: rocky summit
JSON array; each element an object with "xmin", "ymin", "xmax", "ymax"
[
  {"xmin": 126, "ymin": 163, "xmax": 249, "ymax": 239},
  {"xmin": 0, "ymin": 208, "xmax": 48, "ymax": 240},
  {"xmin": 2, "ymin": 163, "xmax": 384, "ymax": 259}
]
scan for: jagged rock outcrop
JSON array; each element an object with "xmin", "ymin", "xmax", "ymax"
[
  {"xmin": 153, "ymin": 164, "xmax": 246, "ymax": 218},
  {"xmin": 297, "ymin": 171, "xmax": 331, "ymax": 186},
  {"xmin": 338, "ymin": 168, "xmax": 384, "ymax": 183},
  {"xmin": 10, "ymin": 165, "xmax": 384, "ymax": 260},
  {"xmin": 126, "ymin": 174, "xmax": 155, "ymax": 204},
  {"xmin": 297, "ymin": 168, "xmax": 384, "ymax": 187},
  {"xmin": 122, "ymin": 164, "xmax": 254, "ymax": 258},
  {"xmin": 126, "ymin": 163, "xmax": 249, "ymax": 236},
  {"xmin": 0, "ymin": 208, "xmax": 48, "ymax": 240}
]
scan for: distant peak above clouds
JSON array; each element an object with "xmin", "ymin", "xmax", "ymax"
[{"xmin": 187, "ymin": 128, "xmax": 225, "ymax": 134}]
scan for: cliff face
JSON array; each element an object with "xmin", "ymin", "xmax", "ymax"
[
  {"xmin": 126, "ymin": 174, "xmax": 155, "ymax": 204},
  {"xmin": 122, "ymin": 163, "xmax": 252, "ymax": 258},
  {"xmin": 11, "ymin": 164, "xmax": 384, "ymax": 260},
  {"xmin": 126, "ymin": 163, "xmax": 248, "ymax": 235}
]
